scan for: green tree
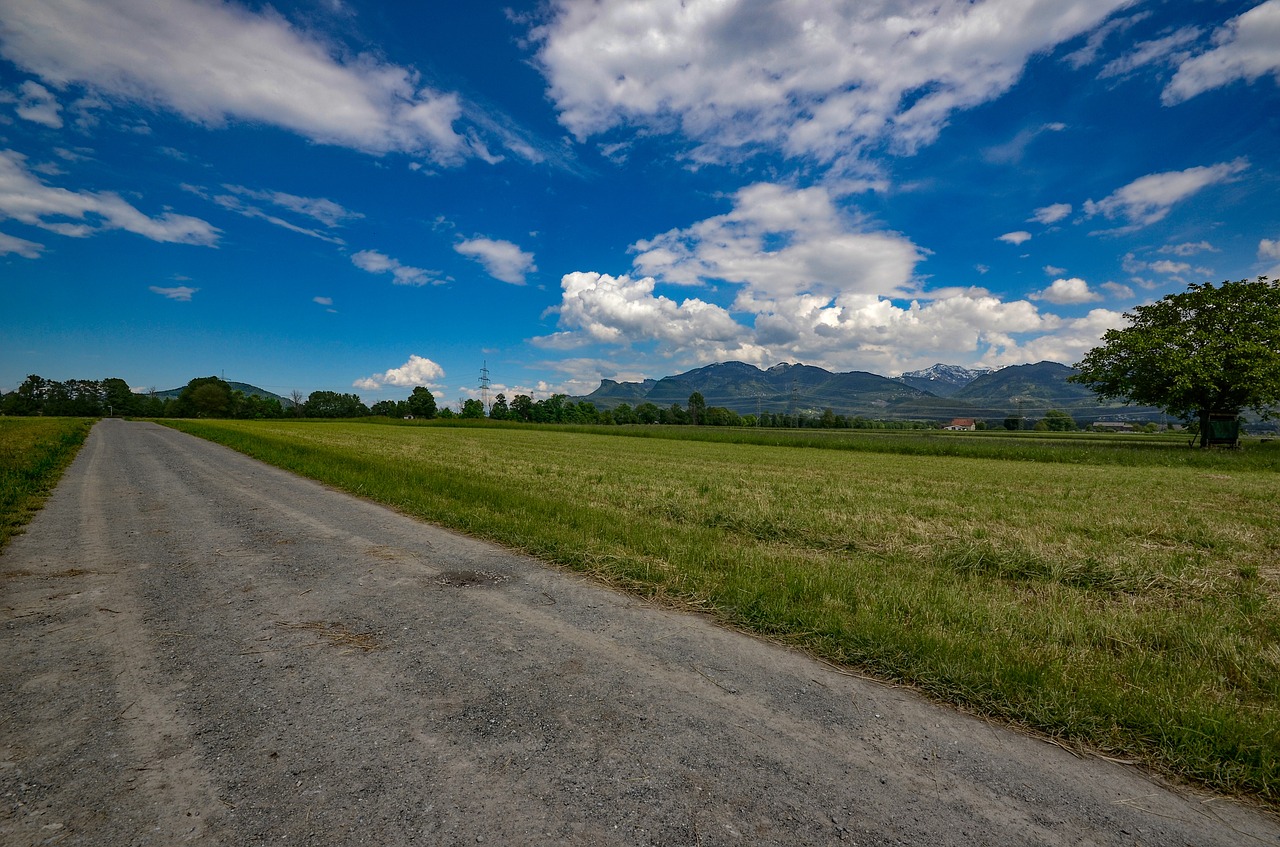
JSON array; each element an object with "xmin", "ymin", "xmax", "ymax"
[
  {"xmin": 1071, "ymin": 278, "xmax": 1280, "ymax": 447},
  {"xmin": 1041, "ymin": 409, "xmax": 1077, "ymax": 431},
  {"xmin": 176, "ymin": 377, "xmax": 233, "ymax": 418},
  {"xmin": 303, "ymin": 391, "xmax": 369, "ymax": 418},
  {"xmin": 406, "ymin": 386, "xmax": 438, "ymax": 419},
  {"xmin": 489, "ymin": 393, "xmax": 509, "ymax": 420},
  {"xmin": 635, "ymin": 402, "xmax": 659, "ymax": 424},
  {"xmin": 687, "ymin": 391, "xmax": 706, "ymax": 425},
  {"xmin": 511, "ymin": 394, "xmax": 533, "ymax": 422},
  {"xmin": 1003, "ymin": 415, "xmax": 1021, "ymax": 431},
  {"xmin": 460, "ymin": 398, "xmax": 485, "ymax": 418}
]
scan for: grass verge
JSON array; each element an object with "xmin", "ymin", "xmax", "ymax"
[
  {"xmin": 167, "ymin": 419, "xmax": 1280, "ymax": 808},
  {"xmin": 0, "ymin": 418, "xmax": 94, "ymax": 550}
]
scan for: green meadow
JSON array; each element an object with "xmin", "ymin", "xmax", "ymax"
[
  {"xmin": 0, "ymin": 417, "xmax": 94, "ymax": 550},
  {"xmin": 166, "ymin": 419, "xmax": 1279, "ymax": 805}
]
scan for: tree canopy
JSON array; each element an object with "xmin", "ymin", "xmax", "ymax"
[{"xmin": 1070, "ymin": 277, "xmax": 1280, "ymax": 444}]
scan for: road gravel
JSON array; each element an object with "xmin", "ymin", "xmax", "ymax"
[{"xmin": 2, "ymin": 419, "xmax": 1277, "ymax": 846}]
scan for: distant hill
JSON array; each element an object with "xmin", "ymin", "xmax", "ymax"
[
  {"xmin": 576, "ymin": 360, "xmax": 1164, "ymax": 422},
  {"xmin": 154, "ymin": 380, "xmax": 292, "ymax": 406},
  {"xmin": 579, "ymin": 361, "xmax": 934, "ymax": 418},
  {"xmin": 894, "ymin": 363, "xmax": 997, "ymax": 397}
]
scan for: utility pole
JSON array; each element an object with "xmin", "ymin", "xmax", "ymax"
[{"xmin": 479, "ymin": 361, "xmax": 492, "ymax": 414}]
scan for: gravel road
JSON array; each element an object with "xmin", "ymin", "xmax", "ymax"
[{"xmin": 2, "ymin": 420, "xmax": 1276, "ymax": 846}]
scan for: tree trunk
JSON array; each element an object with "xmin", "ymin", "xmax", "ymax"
[{"xmin": 1199, "ymin": 409, "xmax": 1210, "ymax": 448}]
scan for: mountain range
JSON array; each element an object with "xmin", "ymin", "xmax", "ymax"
[{"xmin": 575, "ymin": 361, "xmax": 1159, "ymax": 422}]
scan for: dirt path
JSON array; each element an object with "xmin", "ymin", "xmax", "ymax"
[{"xmin": 1, "ymin": 420, "xmax": 1275, "ymax": 846}]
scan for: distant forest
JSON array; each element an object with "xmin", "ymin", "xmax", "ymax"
[{"xmin": 3, "ymin": 374, "xmax": 946, "ymax": 429}]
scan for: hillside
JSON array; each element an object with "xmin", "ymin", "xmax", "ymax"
[
  {"xmin": 952, "ymin": 362, "xmax": 1099, "ymax": 414},
  {"xmin": 576, "ymin": 360, "xmax": 1163, "ymax": 422},
  {"xmin": 580, "ymin": 361, "xmax": 936, "ymax": 418},
  {"xmin": 155, "ymin": 381, "xmax": 292, "ymax": 406}
]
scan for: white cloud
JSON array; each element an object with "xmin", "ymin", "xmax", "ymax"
[
  {"xmin": 0, "ymin": 0, "xmax": 468, "ymax": 160},
  {"xmin": 540, "ymin": 272, "xmax": 744, "ymax": 351},
  {"xmin": 1030, "ymin": 203, "xmax": 1072, "ymax": 225},
  {"xmin": 221, "ymin": 185, "xmax": 361, "ymax": 228},
  {"xmin": 1098, "ymin": 26, "xmax": 1200, "ymax": 79},
  {"xmin": 0, "ymin": 229, "xmax": 43, "ymax": 257},
  {"xmin": 536, "ymin": 183, "xmax": 1118, "ymax": 374},
  {"xmin": 984, "ymin": 308, "xmax": 1123, "ymax": 368},
  {"xmin": 1159, "ymin": 240, "xmax": 1217, "ymax": 256},
  {"xmin": 149, "ymin": 285, "xmax": 197, "ymax": 301},
  {"xmin": 998, "ymin": 231, "xmax": 1032, "ymax": 245},
  {"xmin": 455, "ymin": 237, "xmax": 536, "ymax": 285},
  {"xmin": 632, "ymin": 183, "xmax": 922, "ymax": 303},
  {"xmin": 353, "ymin": 355, "xmax": 445, "ymax": 390},
  {"xmin": 1031, "ymin": 277, "xmax": 1100, "ymax": 304},
  {"xmin": 1148, "ymin": 259, "xmax": 1190, "ymax": 275},
  {"xmin": 534, "ymin": 0, "xmax": 1131, "ymax": 166},
  {"xmin": 1259, "ymin": 238, "xmax": 1280, "ymax": 261},
  {"xmin": 1083, "ymin": 159, "xmax": 1248, "ymax": 229},
  {"xmin": 350, "ymin": 249, "xmax": 439, "ymax": 286},
  {"xmin": 0, "ymin": 149, "xmax": 219, "ymax": 245},
  {"xmin": 15, "ymin": 80, "xmax": 62, "ymax": 127},
  {"xmin": 1062, "ymin": 11, "xmax": 1150, "ymax": 69},
  {"xmin": 1043, "ymin": 265, "xmax": 1067, "ymax": 276},
  {"xmin": 205, "ymin": 184, "xmax": 361, "ymax": 244},
  {"xmin": 1101, "ymin": 281, "xmax": 1134, "ymax": 299},
  {"xmin": 983, "ymin": 122, "xmax": 1067, "ymax": 165},
  {"xmin": 313, "ymin": 296, "xmax": 333, "ymax": 306},
  {"xmin": 1164, "ymin": 0, "xmax": 1280, "ymax": 105}
]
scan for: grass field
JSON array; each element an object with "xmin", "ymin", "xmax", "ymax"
[
  {"xmin": 0, "ymin": 418, "xmax": 94, "ymax": 550},
  {"xmin": 166, "ymin": 419, "xmax": 1280, "ymax": 806}
]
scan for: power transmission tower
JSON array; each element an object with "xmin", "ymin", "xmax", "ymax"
[{"xmin": 479, "ymin": 361, "xmax": 492, "ymax": 413}]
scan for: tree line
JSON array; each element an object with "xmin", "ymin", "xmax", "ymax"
[{"xmin": 0, "ymin": 375, "xmax": 1111, "ymax": 432}]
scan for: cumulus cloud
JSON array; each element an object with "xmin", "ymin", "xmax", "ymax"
[
  {"xmin": 353, "ymin": 354, "xmax": 445, "ymax": 391},
  {"xmin": 350, "ymin": 249, "xmax": 439, "ymax": 286},
  {"xmin": 15, "ymin": 80, "xmax": 62, "ymax": 127},
  {"xmin": 1260, "ymin": 238, "xmax": 1280, "ymax": 261},
  {"xmin": 998, "ymin": 231, "xmax": 1032, "ymax": 245},
  {"xmin": 0, "ymin": 0, "xmax": 469, "ymax": 161},
  {"xmin": 1101, "ymin": 281, "xmax": 1134, "ymax": 299},
  {"xmin": 0, "ymin": 229, "xmax": 43, "ymax": 257},
  {"xmin": 149, "ymin": 285, "xmax": 197, "ymax": 301},
  {"xmin": 540, "ymin": 272, "xmax": 744, "ymax": 351},
  {"xmin": 1030, "ymin": 203, "xmax": 1072, "ymax": 225},
  {"xmin": 0, "ymin": 149, "xmax": 219, "ymax": 245},
  {"xmin": 1031, "ymin": 277, "xmax": 1101, "ymax": 304},
  {"xmin": 455, "ymin": 237, "xmax": 536, "ymax": 285},
  {"xmin": 1083, "ymin": 159, "xmax": 1248, "ymax": 229},
  {"xmin": 533, "ymin": 0, "xmax": 1131, "ymax": 166},
  {"xmin": 632, "ymin": 183, "xmax": 922, "ymax": 303},
  {"xmin": 1148, "ymin": 259, "xmax": 1190, "ymax": 275},
  {"xmin": 536, "ymin": 183, "xmax": 1119, "ymax": 374},
  {"xmin": 1164, "ymin": 0, "xmax": 1280, "ymax": 105}
]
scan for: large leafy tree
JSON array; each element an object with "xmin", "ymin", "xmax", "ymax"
[
  {"xmin": 1070, "ymin": 278, "xmax": 1280, "ymax": 446},
  {"xmin": 406, "ymin": 386, "xmax": 438, "ymax": 419}
]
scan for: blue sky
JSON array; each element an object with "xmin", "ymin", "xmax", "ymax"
[{"xmin": 2, "ymin": 0, "xmax": 1278, "ymax": 405}]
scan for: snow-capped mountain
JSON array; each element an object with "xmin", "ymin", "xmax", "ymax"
[{"xmin": 894, "ymin": 364, "xmax": 999, "ymax": 398}]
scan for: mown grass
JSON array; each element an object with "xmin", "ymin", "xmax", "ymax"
[
  {"xmin": 167, "ymin": 419, "xmax": 1280, "ymax": 807},
  {"xmin": 365, "ymin": 416, "xmax": 1280, "ymax": 470},
  {"xmin": 0, "ymin": 418, "xmax": 94, "ymax": 550}
]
